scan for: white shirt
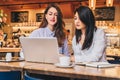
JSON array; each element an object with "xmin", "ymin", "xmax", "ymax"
[{"xmin": 72, "ymin": 28, "xmax": 107, "ymax": 62}]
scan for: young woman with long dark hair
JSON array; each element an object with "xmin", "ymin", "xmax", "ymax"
[
  {"xmin": 72, "ymin": 6, "xmax": 107, "ymax": 62},
  {"xmin": 25, "ymin": 3, "xmax": 70, "ymax": 80}
]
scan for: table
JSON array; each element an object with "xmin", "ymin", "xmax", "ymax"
[
  {"xmin": 24, "ymin": 62, "xmax": 120, "ymax": 80},
  {"xmin": 0, "ymin": 47, "xmax": 21, "ymax": 57},
  {"xmin": 0, "ymin": 61, "xmax": 25, "ymax": 80},
  {"xmin": 0, "ymin": 48, "xmax": 21, "ymax": 53},
  {"xmin": 0, "ymin": 62, "xmax": 25, "ymax": 71},
  {"xmin": 0, "ymin": 61, "xmax": 120, "ymax": 80}
]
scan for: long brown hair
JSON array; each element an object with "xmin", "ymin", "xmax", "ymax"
[{"xmin": 40, "ymin": 3, "xmax": 66, "ymax": 47}]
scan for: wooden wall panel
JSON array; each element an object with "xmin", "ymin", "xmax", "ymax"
[{"xmin": 59, "ymin": 3, "xmax": 74, "ymax": 18}]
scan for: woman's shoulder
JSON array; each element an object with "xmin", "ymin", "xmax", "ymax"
[
  {"xmin": 95, "ymin": 28, "xmax": 105, "ymax": 35},
  {"xmin": 94, "ymin": 28, "xmax": 106, "ymax": 40},
  {"xmin": 96, "ymin": 28, "xmax": 104, "ymax": 32},
  {"xmin": 29, "ymin": 28, "xmax": 45, "ymax": 37},
  {"xmin": 32, "ymin": 28, "xmax": 45, "ymax": 33}
]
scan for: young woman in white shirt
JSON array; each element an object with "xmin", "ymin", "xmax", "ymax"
[{"xmin": 72, "ymin": 6, "xmax": 107, "ymax": 63}]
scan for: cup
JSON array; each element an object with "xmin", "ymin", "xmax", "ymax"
[
  {"xmin": 5, "ymin": 53, "xmax": 12, "ymax": 61},
  {"xmin": 59, "ymin": 56, "xmax": 70, "ymax": 66}
]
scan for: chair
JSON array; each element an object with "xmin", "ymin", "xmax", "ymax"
[
  {"xmin": 24, "ymin": 73, "xmax": 43, "ymax": 80},
  {"xmin": 0, "ymin": 71, "xmax": 21, "ymax": 80}
]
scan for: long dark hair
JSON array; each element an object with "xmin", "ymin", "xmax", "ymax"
[
  {"xmin": 40, "ymin": 3, "xmax": 66, "ymax": 47},
  {"xmin": 74, "ymin": 6, "xmax": 97, "ymax": 50}
]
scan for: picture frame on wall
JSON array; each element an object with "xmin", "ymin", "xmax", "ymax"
[
  {"xmin": 94, "ymin": 7, "xmax": 115, "ymax": 21},
  {"xmin": 36, "ymin": 13, "xmax": 44, "ymax": 22},
  {"xmin": 11, "ymin": 11, "xmax": 28, "ymax": 23}
]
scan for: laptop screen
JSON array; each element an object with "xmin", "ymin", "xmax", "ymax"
[{"xmin": 20, "ymin": 37, "xmax": 59, "ymax": 64}]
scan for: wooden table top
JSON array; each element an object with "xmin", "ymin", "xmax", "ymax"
[
  {"xmin": 0, "ymin": 61, "xmax": 25, "ymax": 71},
  {"xmin": 0, "ymin": 47, "xmax": 21, "ymax": 53},
  {"xmin": 24, "ymin": 62, "xmax": 120, "ymax": 80},
  {"xmin": 0, "ymin": 61, "xmax": 120, "ymax": 80}
]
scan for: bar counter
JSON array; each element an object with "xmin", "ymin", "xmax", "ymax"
[
  {"xmin": 0, "ymin": 61, "xmax": 25, "ymax": 71},
  {"xmin": 0, "ymin": 47, "xmax": 21, "ymax": 53},
  {"xmin": 0, "ymin": 61, "xmax": 120, "ymax": 80}
]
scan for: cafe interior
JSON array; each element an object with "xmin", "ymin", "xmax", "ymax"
[{"xmin": 0, "ymin": 0, "xmax": 120, "ymax": 80}]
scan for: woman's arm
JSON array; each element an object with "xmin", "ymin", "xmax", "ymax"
[{"xmin": 62, "ymin": 38, "xmax": 70, "ymax": 56}]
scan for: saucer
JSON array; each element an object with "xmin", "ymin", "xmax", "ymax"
[{"xmin": 54, "ymin": 63, "xmax": 74, "ymax": 68}]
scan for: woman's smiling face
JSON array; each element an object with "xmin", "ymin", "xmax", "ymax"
[{"xmin": 45, "ymin": 7, "xmax": 58, "ymax": 26}]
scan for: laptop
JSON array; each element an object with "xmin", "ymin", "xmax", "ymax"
[{"xmin": 19, "ymin": 37, "xmax": 59, "ymax": 64}]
